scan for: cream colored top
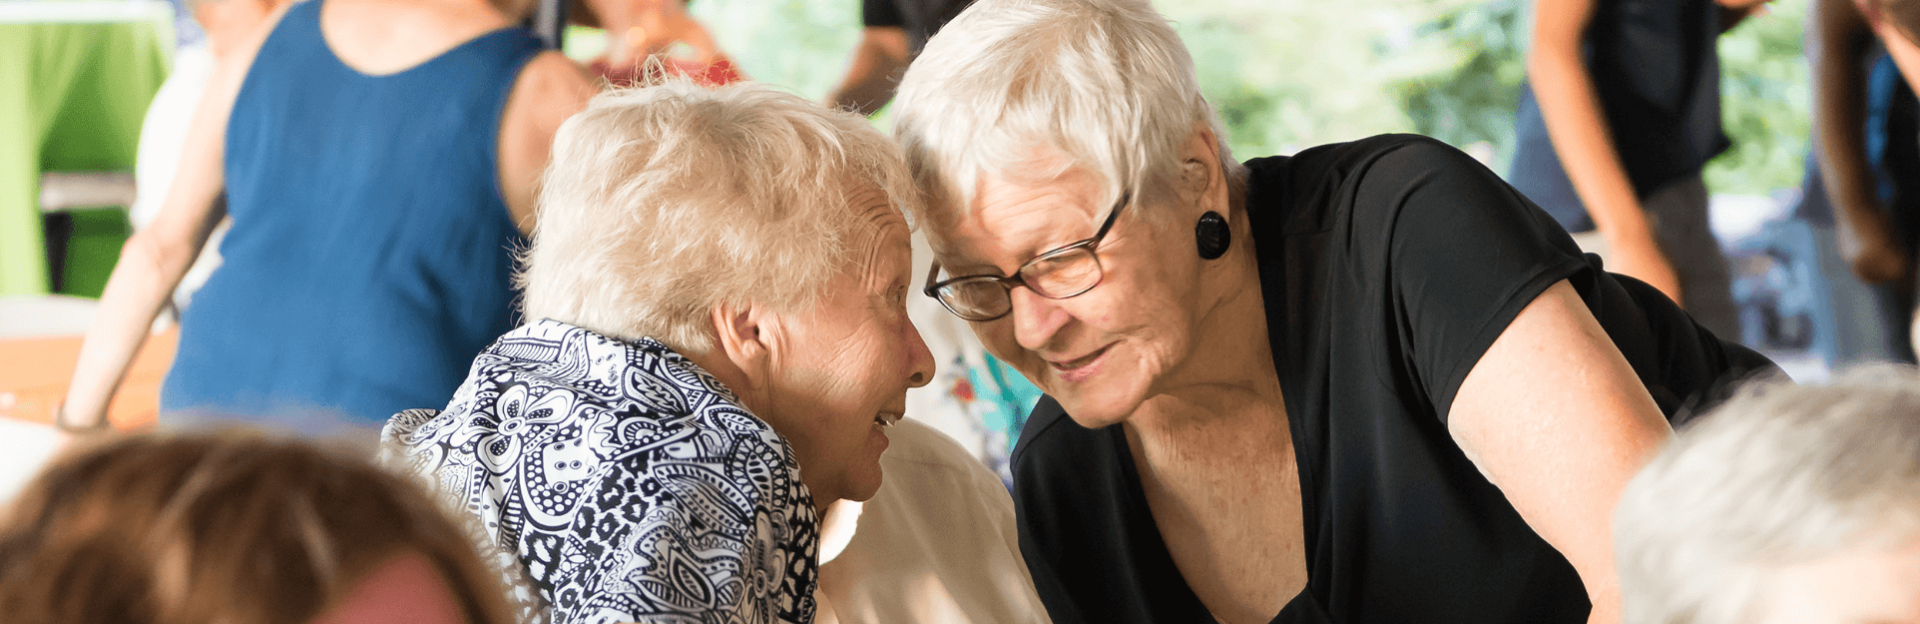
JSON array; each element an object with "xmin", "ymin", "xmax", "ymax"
[{"xmin": 814, "ymin": 419, "xmax": 1053, "ymax": 624}]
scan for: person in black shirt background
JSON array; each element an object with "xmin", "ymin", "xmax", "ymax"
[
  {"xmin": 827, "ymin": 0, "xmax": 972, "ymax": 115},
  {"xmin": 1508, "ymin": 0, "xmax": 1771, "ymax": 343},
  {"xmin": 890, "ymin": 0, "xmax": 1774, "ymax": 623},
  {"xmin": 1803, "ymin": 0, "xmax": 1920, "ymax": 362},
  {"xmin": 1813, "ymin": 0, "xmax": 1920, "ymax": 363}
]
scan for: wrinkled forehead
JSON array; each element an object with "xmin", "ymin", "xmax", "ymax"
[
  {"xmin": 924, "ymin": 156, "xmax": 1111, "ymax": 270},
  {"xmin": 849, "ymin": 182, "xmax": 908, "ymax": 233},
  {"xmin": 847, "ymin": 182, "xmax": 913, "ymax": 268}
]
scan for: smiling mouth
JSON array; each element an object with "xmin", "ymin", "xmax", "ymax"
[
  {"xmin": 873, "ymin": 411, "xmax": 903, "ymax": 428},
  {"xmin": 1047, "ymin": 345, "xmax": 1111, "ymax": 372}
]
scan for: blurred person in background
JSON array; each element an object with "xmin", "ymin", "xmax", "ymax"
[
  {"xmin": 1839, "ymin": 0, "xmax": 1920, "ymax": 358},
  {"xmin": 0, "ymin": 430, "xmax": 516, "ymax": 624},
  {"xmin": 58, "ymin": 0, "xmax": 596, "ymax": 434},
  {"xmin": 1510, "ymin": 0, "xmax": 1774, "ymax": 341},
  {"xmin": 892, "ymin": 0, "xmax": 1776, "ymax": 622},
  {"xmin": 568, "ymin": 0, "xmax": 741, "ymax": 88},
  {"xmin": 385, "ymin": 80, "xmax": 940, "ymax": 624},
  {"xmin": 1862, "ymin": 0, "xmax": 1920, "ymax": 85},
  {"xmin": 826, "ymin": 0, "xmax": 972, "ymax": 115},
  {"xmin": 130, "ymin": 0, "xmax": 289, "ymax": 318},
  {"xmin": 1615, "ymin": 367, "xmax": 1920, "ymax": 624},
  {"xmin": 1803, "ymin": 0, "xmax": 1920, "ymax": 362}
]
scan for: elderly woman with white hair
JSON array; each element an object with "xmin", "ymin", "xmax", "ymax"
[
  {"xmin": 1615, "ymin": 367, "xmax": 1920, "ymax": 624},
  {"xmin": 385, "ymin": 81, "xmax": 939, "ymax": 624},
  {"xmin": 890, "ymin": 1, "xmax": 1776, "ymax": 623}
]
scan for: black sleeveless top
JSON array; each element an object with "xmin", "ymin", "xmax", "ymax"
[
  {"xmin": 1507, "ymin": 0, "xmax": 1732, "ymax": 231},
  {"xmin": 1011, "ymin": 135, "xmax": 1774, "ymax": 624}
]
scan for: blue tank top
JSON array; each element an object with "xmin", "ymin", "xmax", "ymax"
[{"xmin": 163, "ymin": 0, "xmax": 543, "ymax": 426}]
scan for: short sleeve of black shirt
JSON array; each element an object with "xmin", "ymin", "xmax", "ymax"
[
  {"xmin": 1357, "ymin": 138, "xmax": 1591, "ymax": 420},
  {"xmin": 1011, "ymin": 134, "xmax": 1774, "ymax": 624},
  {"xmin": 861, "ymin": 0, "xmax": 904, "ymax": 28},
  {"xmin": 859, "ymin": 0, "xmax": 973, "ymax": 54}
]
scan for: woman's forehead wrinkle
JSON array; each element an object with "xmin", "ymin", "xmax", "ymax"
[
  {"xmin": 855, "ymin": 195, "xmax": 909, "ymax": 281},
  {"xmin": 981, "ymin": 183, "xmax": 1102, "ymax": 254},
  {"xmin": 940, "ymin": 210, "xmax": 1023, "ymax": 276},
  {"xmin": 935, "ymin": 153, "xmax": 1096, "ymax": 275}
]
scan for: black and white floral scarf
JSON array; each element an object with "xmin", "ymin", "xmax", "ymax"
[{"xmin": 384, "ymin": 320, "xmax": 819, "ymax": 624}]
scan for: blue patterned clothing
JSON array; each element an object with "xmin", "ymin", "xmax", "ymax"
[{"xmin": 384, "ymin": 320, "xmax": 820, "ymax": 624}]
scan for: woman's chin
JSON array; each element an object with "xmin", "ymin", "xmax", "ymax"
[
  {"xmin": 845, "ymin": 471, "xmax": 884, "ymax": 503},
  {"xmin": 1064, "ymin": 409, "xmax": 1132, "ymax": 430},
  {"xmin": 1049, "ymin": 376, "xmax": 1149, "ymax": 429}
]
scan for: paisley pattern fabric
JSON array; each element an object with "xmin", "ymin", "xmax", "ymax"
[{"xmin": 383, "ymin": 320, "xmax": 819, "ymax": 624}]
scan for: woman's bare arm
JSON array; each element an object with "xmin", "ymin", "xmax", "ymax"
[
  {"xmin": 826, "ymin": 26, "xmax": 910, "ymax": 116},
  {"xmin": 1811, "ymin": 0, "xmax": 1907, "ymax": 283},
  {"xmin": 497, "ymin": 51, "xmax": 597, "ymax": 235},
  {"xmin": 1448, "ymin": 281, "xmax": 1675, "ymax": 624},
  {"xmin": 58, "ymin": 5, "xmax": 288, "ymax": 428}
]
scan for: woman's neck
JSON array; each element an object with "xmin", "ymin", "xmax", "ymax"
[
  {"xmin": 1128, "ymin": 209, "xmax": 1287, "ymax": 445},
  {"xmin": 320, "ymin": 0, "xmax": 512, "ymax": 76}
]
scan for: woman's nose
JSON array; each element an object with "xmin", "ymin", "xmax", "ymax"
[
  {"xmin": 1010, "ymin": 287, "xmax": 1071, "ymax": 352},
  {"xmin": 903, "ymin": 320, "xmax": 936, "ymax": 388}
]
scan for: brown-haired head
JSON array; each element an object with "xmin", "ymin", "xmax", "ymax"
[{"xmin": 0, "ymin": 430, "xmax": 513, "ymax": 624}]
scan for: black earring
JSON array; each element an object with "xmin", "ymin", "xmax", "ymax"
[{"xmin": 1195, "ymin": 211, "xmax": 1231, "ymax": 260}]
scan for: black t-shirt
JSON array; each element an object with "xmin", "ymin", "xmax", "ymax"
[
  {"xmin": 861, "ymin": 0, "xmax": 973, "ymax": 55},
  {"xmin": 1507, "ymin": 0, "xmax": 1731, "ymax": 231},
  {"xmin": 1012, "ymin": 135, "xmax": 1775, "ymax": 624}
]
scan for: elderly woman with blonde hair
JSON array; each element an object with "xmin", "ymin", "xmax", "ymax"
[
  {"xmin": 1615, "ymin": 367, "xmax": 1920, "ymax": 624},
  {"xmin": 890, "ymin": 0, "xmax": 1775, "ymax": 623},
  {"xmin": 386, "ymin": 80, "xmax": 943, "ymax": 624}
]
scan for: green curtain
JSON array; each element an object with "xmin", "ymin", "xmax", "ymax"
[{"xmin": 0, "ymin": 16, "xmax": 171, "ymax": 295}]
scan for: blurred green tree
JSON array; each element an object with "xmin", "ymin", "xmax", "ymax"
[
  {"xmin": 691, "ymin": 0, "xmax": 861, "ymax": 98},
  {"xmin": 1706, "ymin": 0, "xmax": 1812, "ymax": 195},
  {"xmin": 1387, "ymin": 0, "xmax": 1529, "ymax": 171}
]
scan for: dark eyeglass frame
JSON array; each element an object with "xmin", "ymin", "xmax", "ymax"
[{"xmin": 922, "ymin": 191, "xmax": 1130, "ymax": 321}]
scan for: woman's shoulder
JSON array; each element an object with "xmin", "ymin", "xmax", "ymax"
[
  {"xmin": 1242, "ymin": 135, "xmax": 1495, "ymax": 228},
  {"xmin": 403, "ymin": 321, "xmax": 790, "ymax": 457},
  {"xmin": 1246, "ymin": 134, "xmax": 1481, "ymax": 195}
]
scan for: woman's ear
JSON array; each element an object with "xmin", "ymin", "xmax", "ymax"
[
  {"xmin": 709, "ymin": 301, "xmax": 773, "ymax": 390},
  {"xmin": 1180, "ymin": 159, "xmax": 1209, "ymax": 195},
  {"xmin": 1178, "ymin": 126, "xmax": 1226, "ymax": 210}
]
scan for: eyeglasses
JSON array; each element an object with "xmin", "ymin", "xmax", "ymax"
[{"xmin": 923, "ymin": 192, "xmax": 1129, "ymax": 321}]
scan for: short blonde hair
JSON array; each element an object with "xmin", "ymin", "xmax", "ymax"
[
  {"xmin": 890, "ymin": 0, "xmax": 1238, "ymax": 232},
  {"xmin": 1614, "ymin": 366, "xmax": 1920, "ymax": 624},
  {"xmin": 522, "ymin": 80, "xmax": 918, "ymax": 353}
]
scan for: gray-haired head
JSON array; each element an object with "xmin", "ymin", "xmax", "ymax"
[
  {"xmin": 1615, "ymin": 365, "xmax": 1920, "ymax": 624},
  {"xmin": 889, "ymin": 0, "xmax": 1241, "ymax": 238}
]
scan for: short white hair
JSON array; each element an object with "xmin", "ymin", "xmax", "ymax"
[
  {"xmin": 1615, "ymin": 366, "xmax": 1920, "ymax": 624},
  {"xmin": 890, "ymin": 0, "xmax": 1239, "ymax": 231},
  {"xmin": 521, "ymin": 79, "xmax": 918, "ymax": 354}
]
